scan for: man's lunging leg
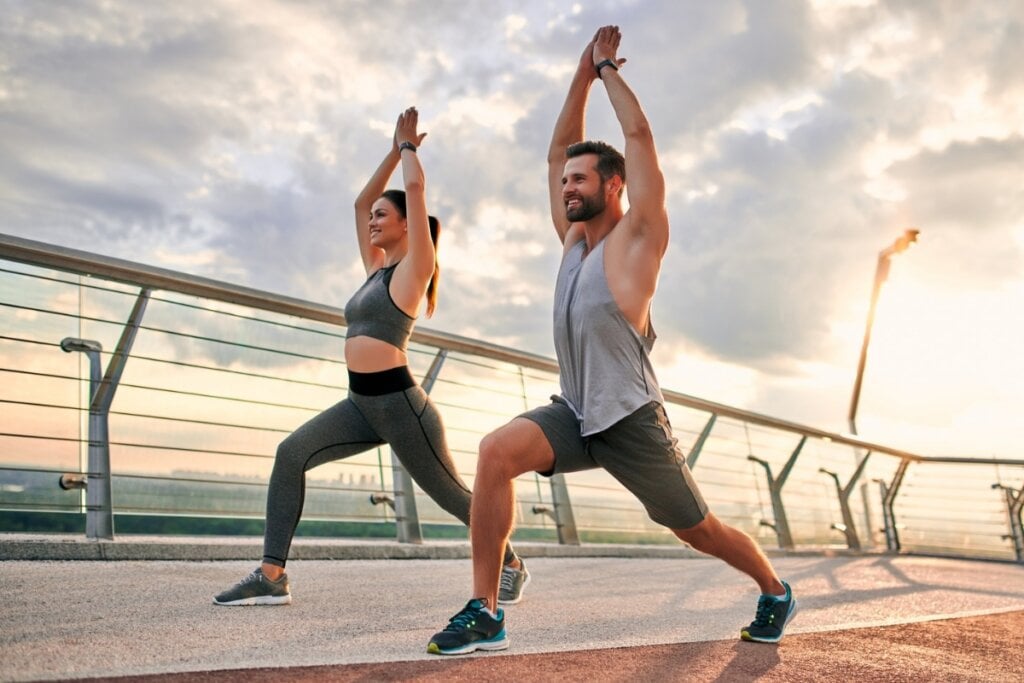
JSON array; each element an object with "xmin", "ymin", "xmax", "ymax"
[
  {"xmin": 675, "ymin": 513, "xmax": 797, "ymax": 643},
  {"xmin": 428, "ymin": 418, "xmax": 556, "ymax": 655},
  {"xmin": 674, "ymin": 513, "xmax": 783, "ymax": 595}
]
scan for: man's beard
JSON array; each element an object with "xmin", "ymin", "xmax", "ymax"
[{"xmin": 566, "ymin": 191, "xmax": 606, "ymax": 222}]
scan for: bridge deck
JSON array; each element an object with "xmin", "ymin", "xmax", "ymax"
[{"xmin": 2, "ymin": 536, "xmax": 1022, "ymax": 681}]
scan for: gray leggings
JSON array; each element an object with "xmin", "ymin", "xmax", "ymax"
[{"xmin": 262, "ymin": 382, "xmax": 515, "ymax": 567}]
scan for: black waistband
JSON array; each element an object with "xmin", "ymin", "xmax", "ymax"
[{"xmin": 348, "ymin": 366, "xmax": 416, "ymax": 396}]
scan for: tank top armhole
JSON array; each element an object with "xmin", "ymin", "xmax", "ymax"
[{"xmin": 381, "ymin": 265, "xmax": 417, "ymax": 321}]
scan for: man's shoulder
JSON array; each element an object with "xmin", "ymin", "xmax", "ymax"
[{"xmin": 607, "ymin": 210, "xmax": 668, "ymax": 255}]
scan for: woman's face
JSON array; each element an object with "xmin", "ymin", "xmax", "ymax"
[{"xmin": 368, "ymin": 197, "xmax": 407, "ymax": 249}]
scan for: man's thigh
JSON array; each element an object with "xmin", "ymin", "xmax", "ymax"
[
  {"xmin": 591, "ymin": 402, "xmax": 708, "ymax": 529},
  {"xmin": 518, "ymin": 396, "xmax": 597, "ymax": 476}
]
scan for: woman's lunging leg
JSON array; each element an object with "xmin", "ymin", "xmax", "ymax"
[{"xmin": 262, "ymin": 398, "xmax": 383, "ymax": 571}]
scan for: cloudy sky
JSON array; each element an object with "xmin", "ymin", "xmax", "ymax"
[{"xmin": 2, "ymin": 0, "xmax": 1022, "ymax": 459}]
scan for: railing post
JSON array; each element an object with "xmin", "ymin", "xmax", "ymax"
[
  {"xmin": 875, "ymin": 458, "xmax": 910, "ymax": 552},
  {"xmin": 819, "ymin": 451, "xmax": 872, "ymax": 550},
  {"xmin": 992, "ymin": 482, "xmax": 1024, "ymax": 562},
  {"xmin": 546, "ymin": 474, "xmax": 580, "ymax": 545},
  {"xmin": 513, "ymin": 367, "xmax": 580, "ymax": 546},
  {"xmin": 748, "ymin": 436, "xmax": 805, "ymax": 550},
  {"xmin": 686, "ymin": 414, "xmax": 717, "ymax": 469},
  {"xmin": 60, "ymin": 287, "xmax": 150, "ymax": 540}
]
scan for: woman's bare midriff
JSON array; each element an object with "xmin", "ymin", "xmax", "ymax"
[{"xmin": 345, "ymin": 336, "xmax": 408, "ymax": 373}]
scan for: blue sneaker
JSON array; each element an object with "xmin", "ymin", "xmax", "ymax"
[
  {"xmin": 427, "ymin": 599, "xmax": 509, "ymax": 655},
  {"xmin": 741, "ymin": 580, "xmax": 797, "ymax": 643}
]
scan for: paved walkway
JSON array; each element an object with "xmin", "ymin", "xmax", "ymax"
[
  {"xmin": 86, "ymin": 611, "xmax": 1024, "ymax": 682},
  {"xmin": 2, "ymin": 538, "xmax": 1023, "ymax": 681}
]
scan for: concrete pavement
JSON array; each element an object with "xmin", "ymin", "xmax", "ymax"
[{"xmin": 3, "ymin": 536, "xmax": 1024, "ymax": 681}]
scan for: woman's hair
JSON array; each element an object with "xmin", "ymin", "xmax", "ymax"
[{"xmin": 379, "ymin": 189, "xmax": 441, "ymax": 317}]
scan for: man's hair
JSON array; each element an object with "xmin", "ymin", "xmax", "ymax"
[{"xmin": 566, "ymin": 140, "xmax": 626, "ymax": 190}]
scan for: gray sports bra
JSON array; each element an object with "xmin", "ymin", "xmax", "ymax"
[{"xmin": 343, "ymin": 263, "xmax": 415, "ymax": 351}]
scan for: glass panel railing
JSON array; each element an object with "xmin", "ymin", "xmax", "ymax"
[{"xmin": 2, "ymin": 233, "xmax": 1022, "ymax": 562}]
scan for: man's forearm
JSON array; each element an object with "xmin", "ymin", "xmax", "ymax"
[
  {"xmin": 548, "ymin": 71, "xmax": 595, "ymax": 161},
  {"xmin": 598, "ymin": 68, "xmax": 652, "ymax": 143}
]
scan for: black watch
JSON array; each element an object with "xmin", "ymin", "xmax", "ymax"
[{"xmin": 398, "ymin": 141, "xmax": 417, "ymax": 153}]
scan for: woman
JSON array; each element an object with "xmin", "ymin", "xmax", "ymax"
[{"xmin": 213, "ymin": 108, "xmax": 528, "ymax": 606}]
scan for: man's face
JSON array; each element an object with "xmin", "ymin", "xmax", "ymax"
[{"xmin": 562, "ymin": 155, "xmax": 607, "ymax": 222}]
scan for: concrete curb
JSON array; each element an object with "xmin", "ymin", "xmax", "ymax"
[{"xmin": 0, "ymin": 533, "xmax": 706, "ymax": 561}]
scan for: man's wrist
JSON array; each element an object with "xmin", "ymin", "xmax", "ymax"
[
  {"xmin": 595, "ymin": 58, "xmax": 618, "ymax": 77},
  {"xmin": 398, "ymin": 141, "xmax": 417, "ymax": 153}
]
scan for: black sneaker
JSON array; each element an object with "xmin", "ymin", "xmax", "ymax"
[
  {"xmin": 427, "ymin": 599, "xmax": 508, "ymax": 655},
  {"xmin": 213, "ymin": 567, "xmax": 292, "ymax": 606},
  {"xmin": 741, "ymin": 580, "xmax": 797, "ymax": 643},
  {"xmin": 498, "ymin": 559, "xmax": 530, "ymax": 605}
]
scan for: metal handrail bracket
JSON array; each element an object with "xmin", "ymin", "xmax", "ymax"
[
  {"xmin": 819, "ymin": 451, "xmax": 872, "ymax": 550},
  {"xmin": 748, "ymin": 436, "xmax": 806, "ymax": 550}
]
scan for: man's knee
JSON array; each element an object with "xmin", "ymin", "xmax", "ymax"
[
  {"xmin": 478, "ymin": 430, "xmax": 518, "ymax": 479},
  {"xmin": 478, "ymin": 422, "xmax": 545, "ymax": 480}
]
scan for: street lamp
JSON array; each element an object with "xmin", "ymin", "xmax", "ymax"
[
  {"xmin": 846, "ymin": 228, "xmax": 919, "ymax": 550},
  {"xmin": 847, "ymin": 228, "xmax": 920, "ymax": 436}
]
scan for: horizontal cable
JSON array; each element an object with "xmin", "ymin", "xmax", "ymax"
[
  {"xmin": 0, "ymin": 265, "xmax": 134, "ymax": 296},
  {"xmin": 147, "ymin": 293, "xmax": 346, "ymax": 340},
  {"xmin": 113, "ymin": 505, "xmax": 390, "ymax": 521},
  {"xmin": 0, "ymin": 502, "xmax": 83, "ymax": 511},
  {"xmin": 0, "ymin": 399, "xmax": 296, "ymax": 433},
  {"xmin": 0, "ymin": 301, "xmax": 346, "ymax": 367},
  {"xmin": 0, "ymin": 332, "xmax": 346, "ymax": 388},
  {"xmin": 0, "ymin": 367, "xmax": 329, "ymax": 413},
  {"xmin": 0, "ymin": 432, "xmax": 273, "ymax": 460},
  {"xmin": 428, "ymin": 374, "xmax": 531, "ymax": 400},
  {"xmin": 0, "ymin": 465, "xmax": 86, "ymax": 475},
  {"xmin": 0, "ymin": 278, "xmax": 346, "ymax": 345}
]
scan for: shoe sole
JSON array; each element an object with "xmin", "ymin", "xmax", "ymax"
[
  {"xmin": 212, "ymin": 594, "xmax": 292, "ymax": 606},
  {"xmin": 497, "ymin": 571, "xmax": 531, "ymax": 606},
  {"xmin": 740, "ymin": 599, "xmax": 798, "ymax": 643},
  {"xmin": 426, "ymin": 636, "xmax": 509, "ymax": 656}
]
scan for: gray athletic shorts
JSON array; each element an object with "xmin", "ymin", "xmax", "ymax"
[{"xmin": 520, "ymin": 396, "xmax": 708, "ymax": 530}]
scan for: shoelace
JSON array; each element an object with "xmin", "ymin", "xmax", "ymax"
[
  {"xmin": 499, "ymin": 566, "xmax": 516, "ymax": 593},
  {"xmin": 238, "ymin": 569, "xmax": 262, "ymax": 587},
  {"xmin": 445, "ymin": 605, "xmax": 482, "ymax": 632},
  {"xmin": 751, "ymin": 595, "xmax": 776, "ymax": 627}
]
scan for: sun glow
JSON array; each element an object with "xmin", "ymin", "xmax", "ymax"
[{"xmin": 844, "ymin": 257, "xmax": 1024, "ymax": 457}]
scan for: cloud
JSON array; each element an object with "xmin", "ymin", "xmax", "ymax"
[{"xmin": 2, "ymin": 0, "xmax": 1023, "ymax": 457}]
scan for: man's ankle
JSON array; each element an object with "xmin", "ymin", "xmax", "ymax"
[{"xmin": 475, "ymin": 597, "xmax": 499, "ymax": 618}]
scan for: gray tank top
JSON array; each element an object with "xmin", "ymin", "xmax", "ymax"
[
  {"xmin": 553, "ymin": 239, "xmax": 663, "ymax": 436},
  {"xmin": 343, "ymin": 264, "xmax": 415, "ymax": 351}
]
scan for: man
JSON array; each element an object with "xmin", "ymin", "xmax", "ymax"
[{"xmin": 427, "ymin": 25, "xmax": 796, "ymax": 656}]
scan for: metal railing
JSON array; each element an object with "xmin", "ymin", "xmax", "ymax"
[{"xmin": 2, "ymin": 232, "xmax": 1022, "ymax": 562}]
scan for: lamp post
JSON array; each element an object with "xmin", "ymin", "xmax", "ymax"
[
  {"xmin": 847, "ymin": 228, "xmax": 919, "ymax": 549},
  {"xmin": 848, "ymin": 228, "xmax": 920, "ymax": 436}
]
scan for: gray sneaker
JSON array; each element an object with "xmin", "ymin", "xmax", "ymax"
[
  {"xmin": 213, "ymin": 567, "xmax": 292, "ymax": 606},
  {"xmin": 497, "ymin": 559, "xmax": 530, "ymax": 605}
]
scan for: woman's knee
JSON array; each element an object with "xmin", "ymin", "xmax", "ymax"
[{"xmin": 273, "ymin": 434, "xmax": 307, "ymax": 472}]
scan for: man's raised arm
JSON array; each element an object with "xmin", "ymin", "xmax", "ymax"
[
  {"xmin": 547, "ymin": 34, "xmax": 600, "ymax": 243},
  {"xmin": 593, "ymin": 26, "xmax": 669, "ymax": 256}
]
